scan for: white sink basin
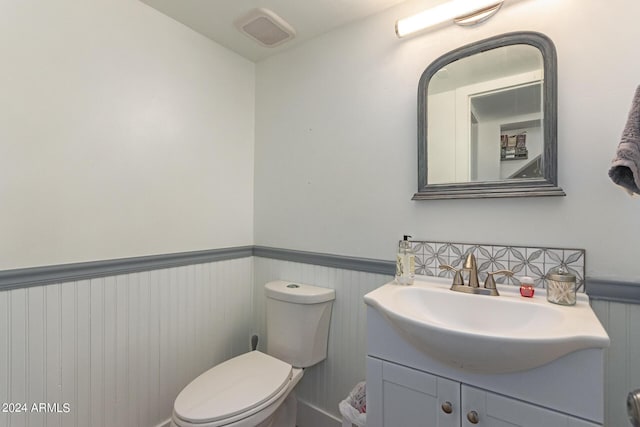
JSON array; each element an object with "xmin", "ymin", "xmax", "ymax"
[{"xmin": 364, "ymin": 277, "xmax": 610, "ymax": 374}]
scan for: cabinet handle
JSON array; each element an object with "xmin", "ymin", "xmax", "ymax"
[
  {"xmin": 441, "ymin": 401, "xmax": 453, "ymax": 414},
  {"xmin": 467, "ymin": 410, "xmax": 479, "ymax": 424}
]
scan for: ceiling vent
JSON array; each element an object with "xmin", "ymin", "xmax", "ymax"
[{"xmin": 234, "ymin": 8, "xmax": 296, "ymax": 48}]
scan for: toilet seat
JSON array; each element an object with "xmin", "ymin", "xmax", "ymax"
[{"xmin": 173, "ymin": 351, "xmax": 292, "ymax": 426}]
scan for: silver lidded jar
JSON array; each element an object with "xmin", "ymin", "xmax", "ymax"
[{"xmin": 546, "ymin": 266, "xmax": 577, "ymax": 306}]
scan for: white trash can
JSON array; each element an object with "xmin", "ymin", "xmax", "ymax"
[{"xmin": 338, "ymin": 381, "xmax": 366, "ymax": 427}]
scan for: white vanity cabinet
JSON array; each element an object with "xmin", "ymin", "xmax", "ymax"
[
  {"xmin": 367, "ymin": 357, "xmax": 600, "ymax": 427},
  {"xmin": 460, "ymin": 384, "xmax": 600, "ymax": 427},
  {"xmin": 365, "ymin": 305, "xmax": 606, "ymax": 427},
  {"xmin": 369, "ymin": 359, "xmax": 460, "ymax": 427}
]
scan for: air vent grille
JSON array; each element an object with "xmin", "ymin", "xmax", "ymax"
[{"xmin": 235, "ymin": 8, "xmax": 295, "ymax": 48}]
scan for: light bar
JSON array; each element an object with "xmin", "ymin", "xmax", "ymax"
[{"xmin": 395, "ymin": 0, "xmax": 505, "ymax": 38}]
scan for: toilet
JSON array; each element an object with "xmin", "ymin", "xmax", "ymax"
[{"xmin": 171, "ymin": 280, "xmax": 336, "ymax": 427}]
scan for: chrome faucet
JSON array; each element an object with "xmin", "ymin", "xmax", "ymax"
[{"xmin": 439, "ymin": 253, "xmax": 513, "ymax": 296}]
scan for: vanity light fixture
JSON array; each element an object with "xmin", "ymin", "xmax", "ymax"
[{"xmin": 395, "ymin": 0, "xmax": 505, "ymax": 38}]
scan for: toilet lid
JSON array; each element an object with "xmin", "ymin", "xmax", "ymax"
[{"xmin": 174, "ymin": 351, "xmax": 292, "ymax": 424}]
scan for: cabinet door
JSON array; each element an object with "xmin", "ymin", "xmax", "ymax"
[
  {"xmin": 380, "ymin": 361, "xmax": 460, "ymax": 427},
  {"xmin": 461, "ymin": 385, "xmax": 601, "ymax": 427}
]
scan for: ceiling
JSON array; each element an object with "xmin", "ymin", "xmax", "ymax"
[
  {"xmin": 429, "ymin": 43, "xmax": 543, "ymax": 95},
  {"xmin": 139, "ymin": 0, "xmax": 411, "ymax": 62},
  {"xmin": 471, "ymin": 82, "xmax": 541, "ymax": 122}
]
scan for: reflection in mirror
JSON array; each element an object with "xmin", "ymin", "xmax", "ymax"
[
  {"xmin": 414, "ymin": 32, "xmax": 565, "ymax": 199},
  {"xmin": 428, "ymin": 44, "xmax": 543, "ymax": 184}
]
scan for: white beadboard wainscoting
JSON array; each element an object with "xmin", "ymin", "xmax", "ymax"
[
  {"xmin": 1, "ymin": 249, "xmax": 639, "ymax": 427},
  {"xmin": 0, "ymin": 257, "xmax": 254, "ymax": 427},
  {"xmin": 591, "ymin": 299, "xmax": 640, "ymax": 427},
  {"xmin": 253, "ymin": 256, "xmax": 393, "ymax": 426},
  {"xmin": 254, "ymin": 256, "xmax": 640, "ymax": 427}
]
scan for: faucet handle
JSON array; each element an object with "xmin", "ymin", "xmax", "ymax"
[
  {"xmin": 439, "ymin": 264, "xmax": 464, "ymax": 286},
  {"xmin": 484, "ymin": 269, "xmax": 514, "ymax": 295}
]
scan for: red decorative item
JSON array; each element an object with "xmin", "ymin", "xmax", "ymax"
[{"xmin": 520, "ymin": 285, "xmax": 535, "ymax": 298}]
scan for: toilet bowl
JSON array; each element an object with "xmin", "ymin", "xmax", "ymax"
[
  {"xmin": 171, "ymin": 351, "xmax": 303, "ymax": 427},
  {"xmin": 171, "ymin": 281, "xmax": 335, "ymax": 427}
]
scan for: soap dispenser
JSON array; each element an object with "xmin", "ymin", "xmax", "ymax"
[{"xmin": 395, "ymin": 235, "xmax": 415, "ymax": 285}]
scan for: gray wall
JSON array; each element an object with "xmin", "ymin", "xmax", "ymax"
[
  {"xmin": 254, "ymin": 0, "xmax": 640, "ymax": 280},
  {"xmin": 253, "ymin": 1, "xmax": 640, "ymax": 424},
  {"xmin": 0, "ymin": 0, "xmax": 255, "ymax": 271}
]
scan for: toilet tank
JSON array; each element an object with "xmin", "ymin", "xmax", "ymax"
[{"xmin": 265, "ymin": 280, "xmax": 335, "ymax": 368}]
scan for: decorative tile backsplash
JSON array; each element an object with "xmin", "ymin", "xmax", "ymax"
[{"xmin": 407, "ymin": 240, "xmax": 586, "ymax": 292}]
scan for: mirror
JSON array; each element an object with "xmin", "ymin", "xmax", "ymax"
[{"xmin": 413, "ymin": 32, "xmax": 565, "ymax": 200}]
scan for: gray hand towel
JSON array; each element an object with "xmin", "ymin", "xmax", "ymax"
[{"xmin": 609, "ymin": 85, "xmax": 640, "ymax": 195}]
